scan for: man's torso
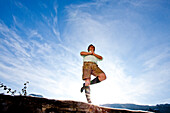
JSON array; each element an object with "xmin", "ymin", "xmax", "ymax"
[{"xmin": 83, "ymin": 55, "xmax": 99, "ymax": 64}]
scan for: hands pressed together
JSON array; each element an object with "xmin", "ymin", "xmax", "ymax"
[
  {"xmin": 89, "ymin": 51, "xmax": 94, "ymax": 55},
  {"xmin": 80, "ymin": 51, "xmax": 103, "ymax": 60}
]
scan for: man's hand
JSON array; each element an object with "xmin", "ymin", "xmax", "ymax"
[
  {"xmin": 89, "ymin": 51, "xmax": 93, "ymax": 55},
  {"xmin": 87, "ymin": 51, "xmax": 93, "ymax": 55},
  {"xmin": 92, "ymin": 51, "xmax": 94, "ymax": 55}
]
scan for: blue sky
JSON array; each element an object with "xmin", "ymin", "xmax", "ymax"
[{"xmin": 0, "ymin": 0, "xmax": 170, "ymax": 105}]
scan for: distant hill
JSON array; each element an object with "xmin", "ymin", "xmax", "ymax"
[{"xmin": 101, "ymin": 103, "xmax": 170, "ymax": 113}]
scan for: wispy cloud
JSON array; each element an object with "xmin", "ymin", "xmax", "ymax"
[
  {"xmin": 0, "ymin": 1, "xmax": 83, "ymax": 102},
  {"xmin": 62, "ymin": 0, "xmax": 170, "ymax": 105},
  {"xmin": 0, "ymin": 18, "xmax": 84, "ymax": 100}
]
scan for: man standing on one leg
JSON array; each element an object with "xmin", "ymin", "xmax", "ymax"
[{"xmin": 80, "ymin": 44, "xmax": 106, "ymax": 103}]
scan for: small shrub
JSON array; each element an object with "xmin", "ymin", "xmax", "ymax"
[{"xmin": 0, "ymin": 81, "xmax": 29, "ymax": 96}]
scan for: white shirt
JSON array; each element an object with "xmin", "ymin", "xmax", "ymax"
[{"xmin": 83, "ymin": 55, "xmax": 99, "ymax": 64}]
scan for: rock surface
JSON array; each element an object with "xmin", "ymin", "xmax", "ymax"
[{"xmin": 0, "ymin": 94, "xmax": 153, "ymax": 113}]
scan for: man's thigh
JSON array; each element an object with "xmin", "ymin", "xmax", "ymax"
[
  {"xmin": 82, "ymin": 62, "xmax": 92, "ymax": 80},
  {"xmin": 91, "ymin": 63, "xmax": 104, "ymax": 77}
]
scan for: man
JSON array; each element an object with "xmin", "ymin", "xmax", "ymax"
[{"xmin": 80, "ymin": 44, "xmax": 106, "ymax": 103}]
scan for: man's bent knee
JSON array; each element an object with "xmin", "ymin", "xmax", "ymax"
[
  {"xmin": 98, "ymin": 73, "xmax": 106, "ymax": 81},
  {"xmin": 85, "ymin": 78, "xmax": 91, "ymax": 86}
]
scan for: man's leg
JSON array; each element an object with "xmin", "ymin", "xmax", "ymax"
[
  {"xmin": 91, "ymin": 73, "xmax": 106, "ymax": 85},
  {"xmin": 81, "ymin": 72, "xmax": 106, "ymax": 92},
  {"xmin": 84, "ymin": 79, "xmax": 91, "ymax": 103},
  {"xmin": 81, "ymin": 62, "xmax": 92, "ymax": 103},
  {"xmin": 80, "ymin": 78, "xmax": 92, "ymax": 103},
  {"xmin": 90, "ymin": 76, "xmax": 100, "ymax": 85},
  {"xmin": 85, "ymin": 78, "xmax": 91, "ymax": 86},
  {"xmin": 81, "ymin": 62, "xmax": 91, "ymax": 92},
  {"xmin": 81, "ymin": 73, "xmax": 106, "ymax": 92},
  {"xmin": 81, "ymin": 78, "xmax": 90, "ymax": 92},
  {"xmin": 91, "ymin": 63, "xmax": 106, "ymax": 85}
]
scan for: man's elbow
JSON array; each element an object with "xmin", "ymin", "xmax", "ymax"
[
  {"xmin": 100, "ymin": 56, "xmax": 103, "ymax": 60},
  {"xmin": 80, "ymin": 52, "xmax": 82, "ymax": 56},
  {"xmin": 80, "ymin": 51, "xmax": 84, "ymax": 56}
]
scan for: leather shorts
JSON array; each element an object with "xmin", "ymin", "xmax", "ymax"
[{"xmin": 82, "ymin": 62, "xmax": 104, "ymax": 80}]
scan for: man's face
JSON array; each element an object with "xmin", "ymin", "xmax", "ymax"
[{"xmin": 89, "ymin": 46, "xmax": 95, "ymax": 52}]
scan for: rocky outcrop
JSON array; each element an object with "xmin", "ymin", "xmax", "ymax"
[{"xmin": 0, "ymin": 94, "xmax": 153, "ymax": 113}]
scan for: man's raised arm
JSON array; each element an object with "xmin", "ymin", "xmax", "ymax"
[
  {"xmin": 80, "ymin": 51, "xmax": 92, "ymax": 56},
  {"xmin": 93, "ymin": 52, "xmax": 103, "ymax": 60}
]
